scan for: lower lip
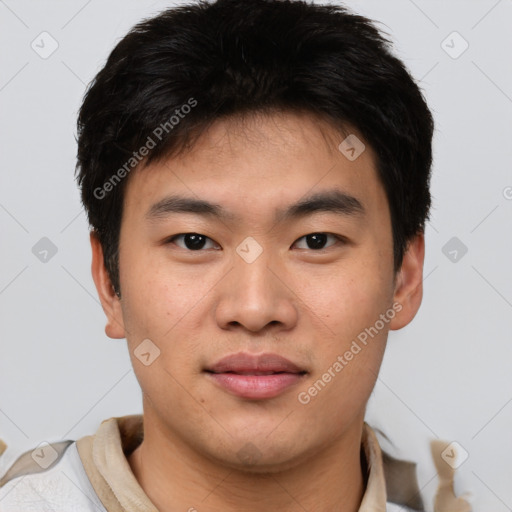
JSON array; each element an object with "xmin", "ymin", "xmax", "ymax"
[{"xmin": 206, "ymin": 372, "xmax": 305, "ymax": 399}]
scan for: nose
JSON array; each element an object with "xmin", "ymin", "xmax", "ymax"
[{"xmin": 214, "ymin": 248, "xmax": 299, "ymax": 334}]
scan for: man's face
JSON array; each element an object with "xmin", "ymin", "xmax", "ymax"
[{"xmin": 97, "ymin": 111, "xmax": 420, "ymax": 471}]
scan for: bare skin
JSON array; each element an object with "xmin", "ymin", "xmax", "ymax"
[{"xmin": 91, "ymin": 110, "xmax": 425, "ymax": 512}]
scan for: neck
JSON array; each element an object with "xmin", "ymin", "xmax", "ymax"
[{"xmin": 128, "ymin": 411, "xmax": 366, "ymax": 512}]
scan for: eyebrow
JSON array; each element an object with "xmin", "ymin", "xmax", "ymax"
[{"xmin": 145, "ymin": 189, "xmax": 365, "ymax": 223}]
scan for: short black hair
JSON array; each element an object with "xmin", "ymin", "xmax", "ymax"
[{"xmin": 76, "ymin": 0, "xmax": 434, "ymax": 297}]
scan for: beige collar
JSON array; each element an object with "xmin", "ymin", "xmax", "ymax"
[{"xmin": 76, "ymin": 415, "xmax": 389, "ymax": 511}]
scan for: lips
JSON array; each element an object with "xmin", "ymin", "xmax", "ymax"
[
  {"xmin": 206, "ymin": 352, "xmax": 306, "ymax": 374},
  {"xmin": 205, "ymin": 352, "xmax": 307, "ymax": 399}
]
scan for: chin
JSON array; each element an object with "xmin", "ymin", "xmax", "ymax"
[
  {"xmin": 223, "ymin": 450, "xmax": 305, "ymax": 475},
  {"xmin": 201, "ymin": 435, "xmax": 311, "ymax": 475}
]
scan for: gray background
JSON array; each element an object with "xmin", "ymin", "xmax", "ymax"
[{"xmin": 0, "ymin": 1, "xmax": 511, "ymax": 511}]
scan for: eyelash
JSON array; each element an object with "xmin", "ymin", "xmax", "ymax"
[{"xmin": 165, "ymin": 232, "xmax": 346, "ymax": 251}]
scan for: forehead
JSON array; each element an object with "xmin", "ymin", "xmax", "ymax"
[{"xmin": 122, "ymin": 111, "xmax": 387, "ymax": 224}]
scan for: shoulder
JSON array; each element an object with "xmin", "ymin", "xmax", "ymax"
[{"xmin": 0, "ymin": 439, "xmax": 106, "ymax": 512}]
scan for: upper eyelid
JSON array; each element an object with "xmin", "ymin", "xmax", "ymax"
[
  {"xmin": 292, "ymin": 233, "xmax": 343, "ymax": 248},
  {"xmin": 168, "ymin": 233, "xmax": 220, "ymax": 248}
]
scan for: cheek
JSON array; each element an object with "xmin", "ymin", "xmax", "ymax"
[
  {"xmin": 297, "ymin": 256, "xmax": 392, "ymax": 343},
  {"xmin": 119, "ymin": 248, "xmax": 194, "ymax": 334},
  {"xmin": 121, "ymin": 270, "xmax": 206, "ymax": 401},
  {"xmin": 120, "ymin": 273, "xmax": 173, "ymax": 339},
  {"xmin": 120, "ymin": 255, "xmax": 213, "ymax": 369}
]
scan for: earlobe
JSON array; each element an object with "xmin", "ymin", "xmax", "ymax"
[
  {"xmin": 90, "ymin": 231, "xmax": 126, "ymax": 339},
  {"xmin": 389, "ymin": 233, "xmax": 425, "ymax": 331}
]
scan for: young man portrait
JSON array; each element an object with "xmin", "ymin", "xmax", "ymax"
[{"xmin": 0, "ymin": 0, "xmax": 478, "ymax": 510}]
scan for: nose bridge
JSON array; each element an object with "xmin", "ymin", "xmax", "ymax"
[
  {"xmin": 232, "ymin": 244, "xmax": 277, "ymax": 305},
  {"xmin": 214, "ymin": 241, "xmax": 298, "ymax": 332}
]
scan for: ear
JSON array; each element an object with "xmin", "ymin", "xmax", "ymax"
[
  {"xmin": 389, "ymin": 233, "xmax": 425, "ymax": 331},
  {"xmin": 90, "ymin": 231, "xmax": 126, "ymax": 339}
]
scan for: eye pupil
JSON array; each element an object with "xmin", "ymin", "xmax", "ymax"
[
  {"xmin": 307, "ymin": 233, "xmax": 327, "ymax": 249},
  {"xmin": 184, "ymin": 233, "xmax": 206, "ymax": 250}
]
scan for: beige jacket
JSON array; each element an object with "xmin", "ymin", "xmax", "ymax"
[{"xmin": 0, "ymin": 415, "xmax": 470, "ymax": 511}]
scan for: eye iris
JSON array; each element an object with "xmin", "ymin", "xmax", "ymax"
[
  {"xmin": 307, "ymin": 233, "xmax": 327, "ymax": 249},
  {"xmin": 185, "ymin": 233, "xmax": 206, "ymax": 250}
]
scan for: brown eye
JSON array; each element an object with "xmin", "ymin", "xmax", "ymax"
[
  {"xmin": 168, "ymin": 233, "xmax": 220, "ymax": 250},
  {"xmin": 293, "ymin": 233, "xmax": 340, "ymax": 250}
]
